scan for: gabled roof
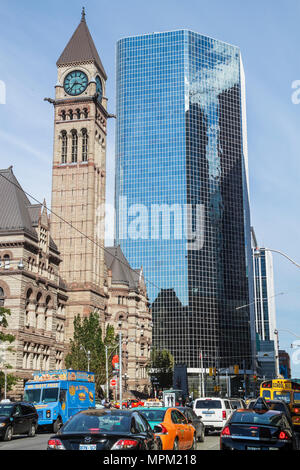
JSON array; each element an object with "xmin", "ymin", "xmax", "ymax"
[
  {"xmin": 56, "ymin": 9, "xmax": 107, "ymax": 80},
  {"xmin": 105, "ymin": 246, "xmax": 141, "ymax": 290},
  {"xmin": 0, "ymin": 167, "xmax": 38, "ymax": 239},
  {"xmin": 0, "ymin": 167, "xmax": 58, "ymax": 252}
]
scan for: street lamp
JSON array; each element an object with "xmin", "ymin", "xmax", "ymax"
[
  {"xmin": 254, "ymin": 248, "xmax": 300, "ymax": 269},
  {"xmin": 80, "ymin": 345, "xmax": 91, "ymax": 372}
]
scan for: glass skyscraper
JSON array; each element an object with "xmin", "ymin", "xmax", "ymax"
[{"xmin": 115, "ymin": 30, "xmax": 255, "ymax": 379}]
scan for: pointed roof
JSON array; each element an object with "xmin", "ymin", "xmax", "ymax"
[
  {"xmin": 0, "ymin": 167, "xmax": 59, "ymax": 252},
  {"xmin": 57, "ymin": 8, "xmax": 107, "ymax": 80},
  {"xmin": 105, "ymin": 246, "xmax": 140, "ymax": 290}
]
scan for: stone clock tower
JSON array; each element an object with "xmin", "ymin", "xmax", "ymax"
[{"xmin": 50, "ymin": 9, "xmax": 108, "ymax": 340}]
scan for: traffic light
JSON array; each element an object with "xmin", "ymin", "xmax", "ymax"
[
  {"xmin": 234, "ymin": 365, "xmax": 239, "ymax": 375},
  {"xmin": 253, "ymin": 375, "xmax": 257, "ymax": 382}
]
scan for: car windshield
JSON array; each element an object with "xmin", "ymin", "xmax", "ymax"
[
  {"xmin": 273, "ymin": 391, "xmax": 291, "ymax": 403},
  {"xmin": 231, "ymin": 411, "xmax": 282, "ymax": 426},
  {"xmin": 62, "ymin": 412, "xmax": 132, "ymax": 434},
  {"xmin": 268, "ymin": 403, "xmax": 285, "ymax": 413},
  {"xmin": 0, "ymin": 404, "xmax": 13, "ymax": 417},
  {"xmin": 41, "ymin": 388, "xmax": 59, "ymax": 403},
  {"xmin": 23, "ymin": 389, "xmax": 41, "ymax": 404},
  {"xmin": 139, "ymin": 410, "xmax": 166, "ymax": 422},
  {"xmin": 195, "ymin": 400, "xmax": 221, "ymax": 409}
]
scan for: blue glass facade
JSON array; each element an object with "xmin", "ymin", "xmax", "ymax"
[{"xmin": 115, "ymin": 30, "xmax": 254, "ymax": 371}]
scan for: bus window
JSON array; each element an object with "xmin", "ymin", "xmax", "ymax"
[
  {"xmin": 262, "ymin": 390, "xmax": 271, "ymax": 400},
  {"xmin": 273, "ymin": 391, "xmax": 291, "ymax": 403},
  {"xmin": 294, "ymin": 392, "xmax": 300, "ymax": 403}
]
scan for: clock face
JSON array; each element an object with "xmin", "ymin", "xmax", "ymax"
[
  {"xmin": 64, "ymin": 70, "xmax": 88, "ymax": 96},
  {"xmin": 96, "ymin": 76, "xmax": 103, "ymax": 102}
]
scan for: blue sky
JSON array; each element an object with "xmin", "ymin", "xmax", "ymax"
[{"xmin": 1, "ymin": 0, "xmax": 300, "ymax": 376}]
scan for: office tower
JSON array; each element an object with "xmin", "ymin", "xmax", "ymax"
[
  {"xmin": 251, "ymin": 227, "xmax": 279, "ymax": 377},
  {"xmin": 115, "ymin": 30, "xmax": 255, "ymax": 380}
]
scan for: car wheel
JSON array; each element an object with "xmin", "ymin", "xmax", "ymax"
[
  {"xmin": 198, "ymin": 427, "xmax": 205, "ymax": 443},
  {"xmin": 4, "ymin": 426, "xmax": 13, "ymax": 442},
  {"xmin": 53, "ymin": 417, "xmax": 62, "ymax": 433},
  {"xmin": 28, "ymin": 423, "xmax": 36, "ymax": 437},
  {"xmin": 173, "ymin": 438, "xmax": 179, "ymax": 450}
]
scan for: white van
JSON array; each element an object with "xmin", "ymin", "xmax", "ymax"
[{"xmin": 193, "ymin": 397, "xmax": 233, "ymax": 433}]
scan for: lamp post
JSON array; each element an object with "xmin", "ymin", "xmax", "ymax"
[{"xmin": 80, "ymin": 345, "xmax": 91, "ymax": 372}]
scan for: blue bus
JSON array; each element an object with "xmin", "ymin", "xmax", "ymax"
[{"xmin": 24, "ymin": 369, "xmax": 95, "ymax": 432}]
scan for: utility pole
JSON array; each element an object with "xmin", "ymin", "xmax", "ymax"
[
  {"xmin": 105, "ymin": 346, "xmax": 109, "ymax": 399},
  {"xmin": 119, "ymin": 331, "xmax": 122, "ymax": 407}
]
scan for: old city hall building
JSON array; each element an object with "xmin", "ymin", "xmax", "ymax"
[{"xmin": 0, "ymin": 11, "xmax": 152, "ymax": 398}]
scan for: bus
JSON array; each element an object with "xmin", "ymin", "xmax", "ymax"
[{"xmin": 260, "ymin": 379, "xmax": 300, "ymax": 429}]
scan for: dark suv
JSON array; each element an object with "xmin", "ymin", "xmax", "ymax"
[{"xmin": 0, "ymin": 401, "xmax": 38, "ymax": 441}]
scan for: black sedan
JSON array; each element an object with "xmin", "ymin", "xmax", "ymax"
[
  {"xmin": 0, "ymin": 401, "xmax": 38, "ymax": 441},
  {"xmin": 47, "ymin": 409, "xmax": 158, "ymax": 450},
  {"xmin": 220, "ymin": 408, "xmax": 297, "ymax": 451},
  {"xmin": 177, "ymin": 406, "xmax": 205, "ymax": 442}
]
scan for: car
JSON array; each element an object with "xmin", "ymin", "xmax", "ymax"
[
  {"xmin": 0, "ymin": 401, "xmax": 38, "ymax": 441},
  {"xmin": 251, "ymin": 398, "xmax": 293, "ymax": 428},
  {"xmin": 220, "ymin": 407, "xmax": 297, "ymax": 451},
  {"xmin": 47, "ymin": 408, "xmax": 158, "ymax": 450},
  {"xmin": 137, "ymin": 406, "xmax": 196, "ymax": 450},
  {"xmin": 193, "ymin": 397, "xmax": 234, "ymax": 434},
  {"xmin": 177, "ymin": 406, "xmax": 205, "ymax": 442}
]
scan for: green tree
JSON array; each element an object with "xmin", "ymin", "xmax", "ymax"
[
  {"xmin": 0, "ymin": 307, "xmax": 17, "ymax": 398},
  {"xmin": 147, "ymin": 348, "xmax": 174, "ymax": 390},
  {"xmin": 65, "ymin": 312, "xmax": 118, "ymax": 397}
]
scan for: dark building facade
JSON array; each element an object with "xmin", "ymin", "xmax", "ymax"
[{"xmin": 115, "ymin": 30, "xmax": 255, "ymax": 381}]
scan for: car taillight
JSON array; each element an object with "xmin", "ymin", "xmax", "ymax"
[
  {"xmin": 278, "ymin": 431, "xmax": 290, "ymax": 441},
  {"xmin": 294, "ymin": 408, "xmax": 300, "ymax": 414},
  {"xmin": 158, "ymin": 424, "xmax": 168, "ymax": 434},
  {"xmin": 47, "ymin": 439, "xmax": 65, "ymax": 450},
  {"xmin": 221, "ymin": 426, "xmax": 231, "ymax": 437},
  {"xmin": 222, "ymin": 411, "xmax": 226, "ymax": 420},
  {"xmin": 111, "ymin": 439, "xmax": 139, "ymax": 449}
]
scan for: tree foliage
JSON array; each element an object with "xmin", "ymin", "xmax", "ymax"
[
  {"xmin": 147, "ymin": 348, "xmax": 174, "ymax": 389},
  {"xmin": 65, "ymin": 312, "xmax": 118, "ymax": 397},
  {"xmin": 0, "ymin": 307, "xmax": 17, "ymax": 397}
]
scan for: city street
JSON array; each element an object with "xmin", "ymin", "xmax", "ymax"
[{"xmin": 0, "ymin": 432, "xmax": 220, "ymax": 451}]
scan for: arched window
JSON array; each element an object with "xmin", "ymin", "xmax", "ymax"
[
  {"xmin": 61, "ymin": 110, "xmax": 66, "ymax": 121},
  {"xmin": 76, "ymin": 109, "xmax": 81, "ymax": 120},
  {"xmin": 82, "ymin": 129, "xmax": 88, "ymax": 161},
  {"xmin": 61, "ymin": 131, "xmax": 67, "ymax": 163},
  {"xmin": 0, "ymin": 287, "xmax": 4, "ymax": 306},
  {"xmin": 83, "ymin": 108, "xmax": 88, "ymax": 119},
  {"xmin": 3, "ymin": 255, "xmax": 10, "ymax": 269},
  {"xmin": 71, "ymin": 130, "xmax": 78, "ymax": 163},
  {"xmin": 69, "ymin": 109, "xmax": 73, "ymax": 120}
]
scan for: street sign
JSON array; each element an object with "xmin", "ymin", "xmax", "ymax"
[
  {"xmin": 110, "ymin": 379, "xmax": 117, "ymax": 387},
  {"xmin": 112, "ymin": 355, "xmax": 119, "ymax": 369}
]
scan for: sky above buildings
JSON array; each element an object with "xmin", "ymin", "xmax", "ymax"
[{"xmin": 1, "ymin": 0, "xmax": 300, "ymax": 376}]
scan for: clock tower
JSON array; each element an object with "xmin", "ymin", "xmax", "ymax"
[{"xmin": 50, "ymin": 9, "xmax": 108, "ymax": 340}]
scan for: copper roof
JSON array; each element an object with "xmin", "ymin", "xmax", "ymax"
[{"xmin": 56, "ymin": 10, "xmax": 107, "ymax": 80}]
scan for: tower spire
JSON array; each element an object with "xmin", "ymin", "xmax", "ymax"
[{"xmin": 81, "ymin": 6, "xmax": 86, "ymax": 22}]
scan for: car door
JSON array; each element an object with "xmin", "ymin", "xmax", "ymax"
[
  {"xmin": 139, "ymin": 413, "xmax": 156, "ymax": 450},
  {"xmin": 132, "ymin": 413, "xmax": 151, "ymax": 449},
  {"xmin": 12, "ymin": 404, "xmax": 26, "ymax": 435},
  {"xmin": 171, "ymin": 410, "xmax": 186, "ymax": 449}
]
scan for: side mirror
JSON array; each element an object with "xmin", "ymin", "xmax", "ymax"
[{"xmin": 153, "ymin": 425, "xmax": 162, "ymax": 433}]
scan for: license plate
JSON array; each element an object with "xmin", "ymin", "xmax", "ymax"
[
  {"xmin": 203, "ymin": 411, "xmax": 215, "ymax": 414},
  {"xmin": 247, "ymin": 446, "xmax": 278, "ymax": 451},
  {"xmin": 79, "ymin": 444, "xmax": 97, "ymax": 450}
]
